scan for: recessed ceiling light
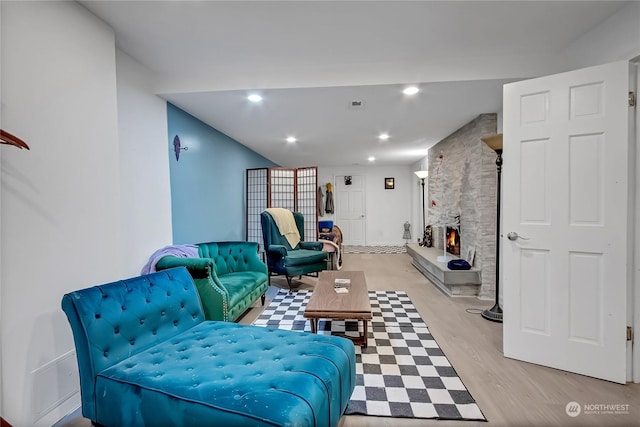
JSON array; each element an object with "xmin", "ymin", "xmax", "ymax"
[
  {"xmin": 247, "ymin": 94, "xmax": 263, "ymax": 102},
  {"xmin": 286, "ymin": 136, "xmax": 297, "ymax": 143},
  {"xmin": 379, "ymin": 133, "xmax": 390, "ymax": 141},
  {"xmin": 368, "ymin": 156, "xmax": 375, "ymax": 162},
  {"xmin": 403, "ymin": 86, "xmax": 419, "ymax": 95}
]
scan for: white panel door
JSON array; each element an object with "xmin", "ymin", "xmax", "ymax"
[
  {"xmin": 335, "ymin": 175, "xmax": 366, "ymax": 245},
  {"xmin": 503, "ymin": 60, "xmax": 632, "ymax": 383}
]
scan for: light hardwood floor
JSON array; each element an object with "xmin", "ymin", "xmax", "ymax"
[{"xmin": 62, "ymin": 252, "xmax": 639, "ymax": 427}]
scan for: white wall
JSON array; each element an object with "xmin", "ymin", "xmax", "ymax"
[
  {"xmin": 116, "ymin": 50, "xmax": 173, "ymax": 276},
  {"xmin": 0, "ymin": 2, "xmax": 173, "ymax": 425},
  {"xmin": 0, "ymin": 3, "xmax": 3, "ymax": 420},
  {"xmin": 1, "ymin": 2, "xmax": 120, "ymax": 424},
  {"xmin": 563, "ymin": 1, "xmax": 640, "ymax": 72},
  {"xmin": 318, "ymin": 165, "xmax": 413, "ymax": 245}
]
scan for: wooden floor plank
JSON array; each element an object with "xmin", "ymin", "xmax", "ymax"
[{"xmin": 247, "ymin": 253, "xmax": 640, "ymax": 427}]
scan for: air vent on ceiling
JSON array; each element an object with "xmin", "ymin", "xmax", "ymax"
[{"xmin": 348, "ymin": 100, "xmax": 365, "ymax": 110}]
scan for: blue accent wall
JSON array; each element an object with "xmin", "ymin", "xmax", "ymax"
[{"xmin": 167, "ymin": 103, "xmax": 278, "ymax": 244}]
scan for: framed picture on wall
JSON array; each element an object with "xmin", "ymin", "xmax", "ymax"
[{"xmin": 385, "ymin": 177, "xmax": 395, "ymax": 189}]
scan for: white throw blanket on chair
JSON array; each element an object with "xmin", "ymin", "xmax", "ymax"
[{"xmin": 265, "ymin": 208, "xmax": 301, "ymax": 248}]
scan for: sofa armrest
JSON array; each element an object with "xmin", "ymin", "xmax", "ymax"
[
  {"xmin": 267, "ymin": 244, "xmax": 288, "ymax": 258},
  {"xmin": 300, "ymin": 241, "xmax": 323, "ymax": 251},
  {"xmin": 156, "ymin": 256, "xmax": 233, "ymax": 321},
  {"xmin": 156, "ymin": 256, "xmax": 213, "ymax": 279}
]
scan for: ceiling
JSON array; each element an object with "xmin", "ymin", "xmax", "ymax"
[{"xmin": 81, "ymin": 1, "xmax": 629, "ymax": 167}]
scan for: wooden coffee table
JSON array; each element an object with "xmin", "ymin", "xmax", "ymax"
[{"xmin": 304, "ymin": 270, "xmax": 372, "ymax": 347}]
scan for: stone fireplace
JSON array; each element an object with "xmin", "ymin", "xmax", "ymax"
[{"xmin": 427, "ymin": 113, "xmax": 498, "ymax": 300}]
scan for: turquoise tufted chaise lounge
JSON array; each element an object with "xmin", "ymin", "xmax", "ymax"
[
  {"xmin": 155, "ymin": 241, "xmax": 268, "ymax": 322},
  {"xmin": 62, "ymin": 267, "xmax": 356, "ymax": 427}
]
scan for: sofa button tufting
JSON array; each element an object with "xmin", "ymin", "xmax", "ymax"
[
  {"xmin": 130, "ymin": 339, "xmax": 135, "ymax": 345},
  {"xmin": 114, "ymin": 327, "xmax": 119, "ymax": 334},
  {"xmin": 95, "ymin": 314, "xmax": 101, "ymax": 319},
  {"xmin": 139, "ymin": 319, "xmax": 145, "ymax": 325}
]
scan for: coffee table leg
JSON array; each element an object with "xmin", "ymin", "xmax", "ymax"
[
  {"xmin": 362, "ymin": 320, "xmax": 368, "ymax": 348},
  {"xmin": 311, "ymin": 319, "xmax": 317, "ymax": 333}
]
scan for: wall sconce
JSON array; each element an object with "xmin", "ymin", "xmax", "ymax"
[{"xmin": 173, "ymin": 135, "xmax": 188, "ymax": 161}]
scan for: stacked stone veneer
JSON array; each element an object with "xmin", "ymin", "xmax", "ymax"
[{"xmin": 428, "ymin": 113, "xmax": 497, "ymax": 299}]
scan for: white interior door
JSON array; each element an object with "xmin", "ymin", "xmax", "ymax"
[
  {"xmin": 335, "ymin": 175, "xmax": 366, "ymax": 245},
  {"xmin": 502, "ymin": 60, "xmax": 632, "ymax": 384}
]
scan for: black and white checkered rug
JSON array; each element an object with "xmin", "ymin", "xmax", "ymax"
[
  {"xmin": 342, "ymin": 245, "xmax": 407, "ymax": 254},
  {"xmin": 253, "ymin": 290, "xmax": 486, "ymax": 421}
]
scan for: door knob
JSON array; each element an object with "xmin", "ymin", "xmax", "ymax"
[{"xmin": 507, "ymin": 232, "xmax": 530, "ymax": 241}]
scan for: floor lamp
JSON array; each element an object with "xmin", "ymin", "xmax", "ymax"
[
  {"xmin": 414, "ymin": 170, "xmax": 428, "ymax": 246},
  {"xmin": 481, "ymin": 134, "xmax": 503, "ymax": 323}
]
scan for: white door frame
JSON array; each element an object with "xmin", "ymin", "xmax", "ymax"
[{"xmin": 633, "ymin": 58, "xmax": 640, "ymax": 383}]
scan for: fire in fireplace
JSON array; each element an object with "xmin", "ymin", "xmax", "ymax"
[{"xmin": 446, "ymin": 227, "xmax": 460, "ymax": 256}]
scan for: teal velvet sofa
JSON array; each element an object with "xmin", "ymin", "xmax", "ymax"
[
  {"xmin": 155, "ymin": 241, "xmax": 267, "ymax": 321},
  {"xmin": 261, "ymin": 211, "xmax": 328, "ymax": 289},
  {"xmin": 61, "ymin": 267, "xmax": 356, "ymax": 427}
]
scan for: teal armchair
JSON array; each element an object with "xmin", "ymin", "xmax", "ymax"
[{"xmin": 261, "ymin": 210, "xmax": 327, "ymax": 289}]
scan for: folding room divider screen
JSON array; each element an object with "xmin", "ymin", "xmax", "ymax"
[{"xmin": 246, "ymin": 167, "xmax": 318, "ymax": 250}]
